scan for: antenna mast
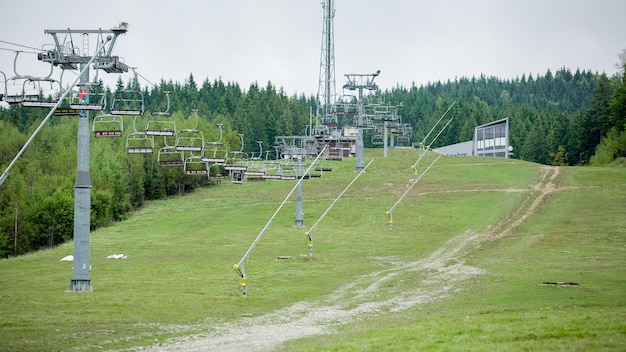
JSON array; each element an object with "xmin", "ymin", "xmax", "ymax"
[{"xmin": 315, "ymin": 0, "xmax": 337, "ymax": 135}]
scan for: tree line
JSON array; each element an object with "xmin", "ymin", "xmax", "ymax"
[{"xmin": 1, "ymin": 54, "xmax": 624, "ymax": 257}]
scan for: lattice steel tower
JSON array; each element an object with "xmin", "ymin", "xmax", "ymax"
[{"xmin": 315, "ymin": 0, "xmax": 337, "ymax": 135}]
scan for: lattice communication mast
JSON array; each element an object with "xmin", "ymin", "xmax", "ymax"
[{"xmin": 315, "ymin": 0, "xmax": 337, "ymax": 136}]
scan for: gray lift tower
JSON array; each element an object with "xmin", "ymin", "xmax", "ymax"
[
  {"xmin": 39, "ymin": 24, "xmax": 130, "ymax": 291},
  {"xmin": 343, "ymin": 71, "xmax": 379, "ymax": 171},
  {"xmin": 315, "ymin": 0, "xmax": 338, "ymax": 139}
]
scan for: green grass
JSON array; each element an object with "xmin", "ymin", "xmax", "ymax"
[{"xmin": 1, "ymin": 148, "xmax": 624, "ymax": 351}]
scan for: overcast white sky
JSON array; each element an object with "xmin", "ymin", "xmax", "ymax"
[{"xmin": 1, "ymin": 0, "xmax": 625, "ymax": 98}]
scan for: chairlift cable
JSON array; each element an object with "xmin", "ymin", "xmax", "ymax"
[{"xmin": 0, "ymin": 40, "xmax": 41, "ymax": 52}]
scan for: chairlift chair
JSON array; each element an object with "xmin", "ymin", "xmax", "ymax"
[
  {"xmin": 223, "ymin": 154, "xmax": 248, "ymax": 172},
  {"xmin": 69, "ymin": 84, "xmax": 106, "ymax": 111},
  {"xmin": 371, "ymin": 134, "xmax": 384, "ymax": 145},
  {"xmin": 158, "ymin": 136, "xmax": 183, "ymax": 166},
  {"xmin": 175, "ymin": 110, "xmax": 204, "ymax": 152},
  {"xmin": 262, "ymin": 164, "xmax": 282, "ymax": 179},
  {"xmin": 314, "ymin": 160, "xmax": 333, "ymax": 172},
  {"xmin": 126, "ymin": 116, "xmax": 154, "ymax": 153},
  {"xmin": 224, "ymin": 133, "xmax": 247, "ymax": 171},
  {"xmin": 4, "ymin": 52, "xmax": 63, "ymax": 108},
  {"xmin": 249, "ymin": 141, "xmax": 263, "ymax": 161},
  {"xmin": 202, "ymin": 123, "xmax": 227, "ymax": 163},
  {"xmin": 202, "ymin": 144, "xmax": 229, "ymax": 164},
  {"xmin": 158, "ymin": 146, "xmax": 184, "ymax": 166},
  {"xmin": 145, "ymin": 91, "xmax": 175, "ymax": 136},
  {"xmin": 244, "ymin": 162, "xmax": 266, "ymax": 177},
  {"xmin": 184, "ymin": 155, "xmax": 208, "ymax": 175},
  {"xmin": 3, "ymin": 76, "xmax": 58, "ymax": 107},
  {"xmin": 92, "ymin": 113, "xmax": 124, "ymax": 137},
  {"xmin": 110, "ymin": 89, "xmax": 144, "ymax": 115},
  {"xmin": 280, "ymin": 168, "xmax": 297, "ymax": 181},
  {"xmin": 326, "ymin": 146, "xmax": 344, "ymax": 161}
]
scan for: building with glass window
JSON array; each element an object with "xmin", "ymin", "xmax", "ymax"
[
  {"xmin": 473, "ymin": 118, "xmax": 510, "ymax": 158},
  {"xmin": 433, "ymin": 118, "xmax": 511, "ymax": 158}
]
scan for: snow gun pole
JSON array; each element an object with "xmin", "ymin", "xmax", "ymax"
[
  {"xmin": 419, "ymin": 100, "xmax": 456, "ymax": 149},
  {"xmin": 306, "ymin": 158, "xmax": 375, "ymax": 257},
  {"xmin": 411, "ymin": 106, "xmax": 455, "ymax": 172},
  {"xmin": 0, "ymin": 40, "xmax": 109, "ymax": 188},
  {"xmin": 233, "ymin": 145, "xmax": 328, "ymax": 296},
  {"xmin": 388, "ymin": 154, "xmax": 441, "ymax": 230}
]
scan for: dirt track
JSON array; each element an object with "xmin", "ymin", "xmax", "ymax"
[{"xmin": 132, "ymin": 166, "xmax": 560, "ymax": 352}]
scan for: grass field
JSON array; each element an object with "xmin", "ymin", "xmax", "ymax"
[{"xmin": 0, "ymin": 148, "xmax": 624, "ymax": 351}]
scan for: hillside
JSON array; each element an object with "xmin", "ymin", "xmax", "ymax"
[{"xmin": 0, "ymin": 148, "xmax": 624, "ymax": 351}]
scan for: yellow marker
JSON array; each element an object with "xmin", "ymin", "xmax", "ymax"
[
  {"xmin": 239, "ymin": 278, "xmax": 247, "ymax": 287},
  {"xmin": 233, "ymin": 264, "xmax": 240, "ymax": 271},
  {"xmin": 308, "ymin": 241, "xmax": 313, "ymax": 247}
]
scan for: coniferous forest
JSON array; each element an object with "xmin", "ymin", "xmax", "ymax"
[{"xmin": 1, "ymin": 56, "xmax": 625, "ymax": 257}]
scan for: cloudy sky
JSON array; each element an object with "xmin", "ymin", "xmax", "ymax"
[{"xmin": 1, "ymin": 0, "xmax": 624, "ymax": 98}]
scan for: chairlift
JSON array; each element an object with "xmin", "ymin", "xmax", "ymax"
[
  {"xmin": 110, "ymin": 89, "xmax": 144, "ymax": 115},
  {"xmin": 4, "ymin": 75, "xmax": 61, "ymax": 107},
  {"xmin": 280, "ymin": 168, "xmax": 297, "ymax": 181},
  {"xmin": 335, "ymin": 93, "xmax": 358, "ymax": 115},
  {"xmin": 158, "ymin": 136, "xmax": 184, "ymax": 166},
  {"xmin": 158, "ymin": 146, "xmax": 184, "ymax": 166},
  {"xmin": 69, "ymin": 84, "xmax": 106, "ymax": 111},
  {"xmin": 225, "ymin": 135, "xmax": 247, "ymax": 184},
  {"xmin": 145, "ymin": 91, "xmax": 175, "ymax": 136},
  {"xmin": 314, "ymin": 160, "xmax": 333, "ymax": 172},
  {"xmin": 326, "ymin": 146, "xmax": 344, "ymax": 161},
  {"xmin": 249, "ymin": 141, "xmax": 263, "ymax": 161},
  {"xmin": 206, "ymin": 123, "xmax": 224, "ymax": 145},
  {"xmin": 202, "ymin": 144, "xmax": 229, "ymax": 164},
  {"xmin": 126, "ymin": 116, "xmax": 154, "ymax": 153},
  {"xmin": 184, "ymin": 155, "xmax": 208, "ymax": 175},
  {"xmin": 202, "ymin": 123, "xmax": 228, "ymax": 163},
  {"xmin": 244, "ymin": 162, "xmax": 266, "ymax": 177},
  {"xmin": 175, "ymin": 109, "xmax": 204, "ymax": 152},
  {"xmin": 224, "ymin": 133, "xmax": 247, "ymax": 171},
  {"xmin": 262, "ymin": 164, "xmax": 282, "ymax": 179},
  {"xmin": 92, "ymin": 113, "xmax": 123, "ymax": 137},
  {"xmin": 3, "ymin": 51, "xmax": 64, "ymax": 107},
  {"xmin": 371, "ymin": 134, "xmax": 384, "ymax": 145}
]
